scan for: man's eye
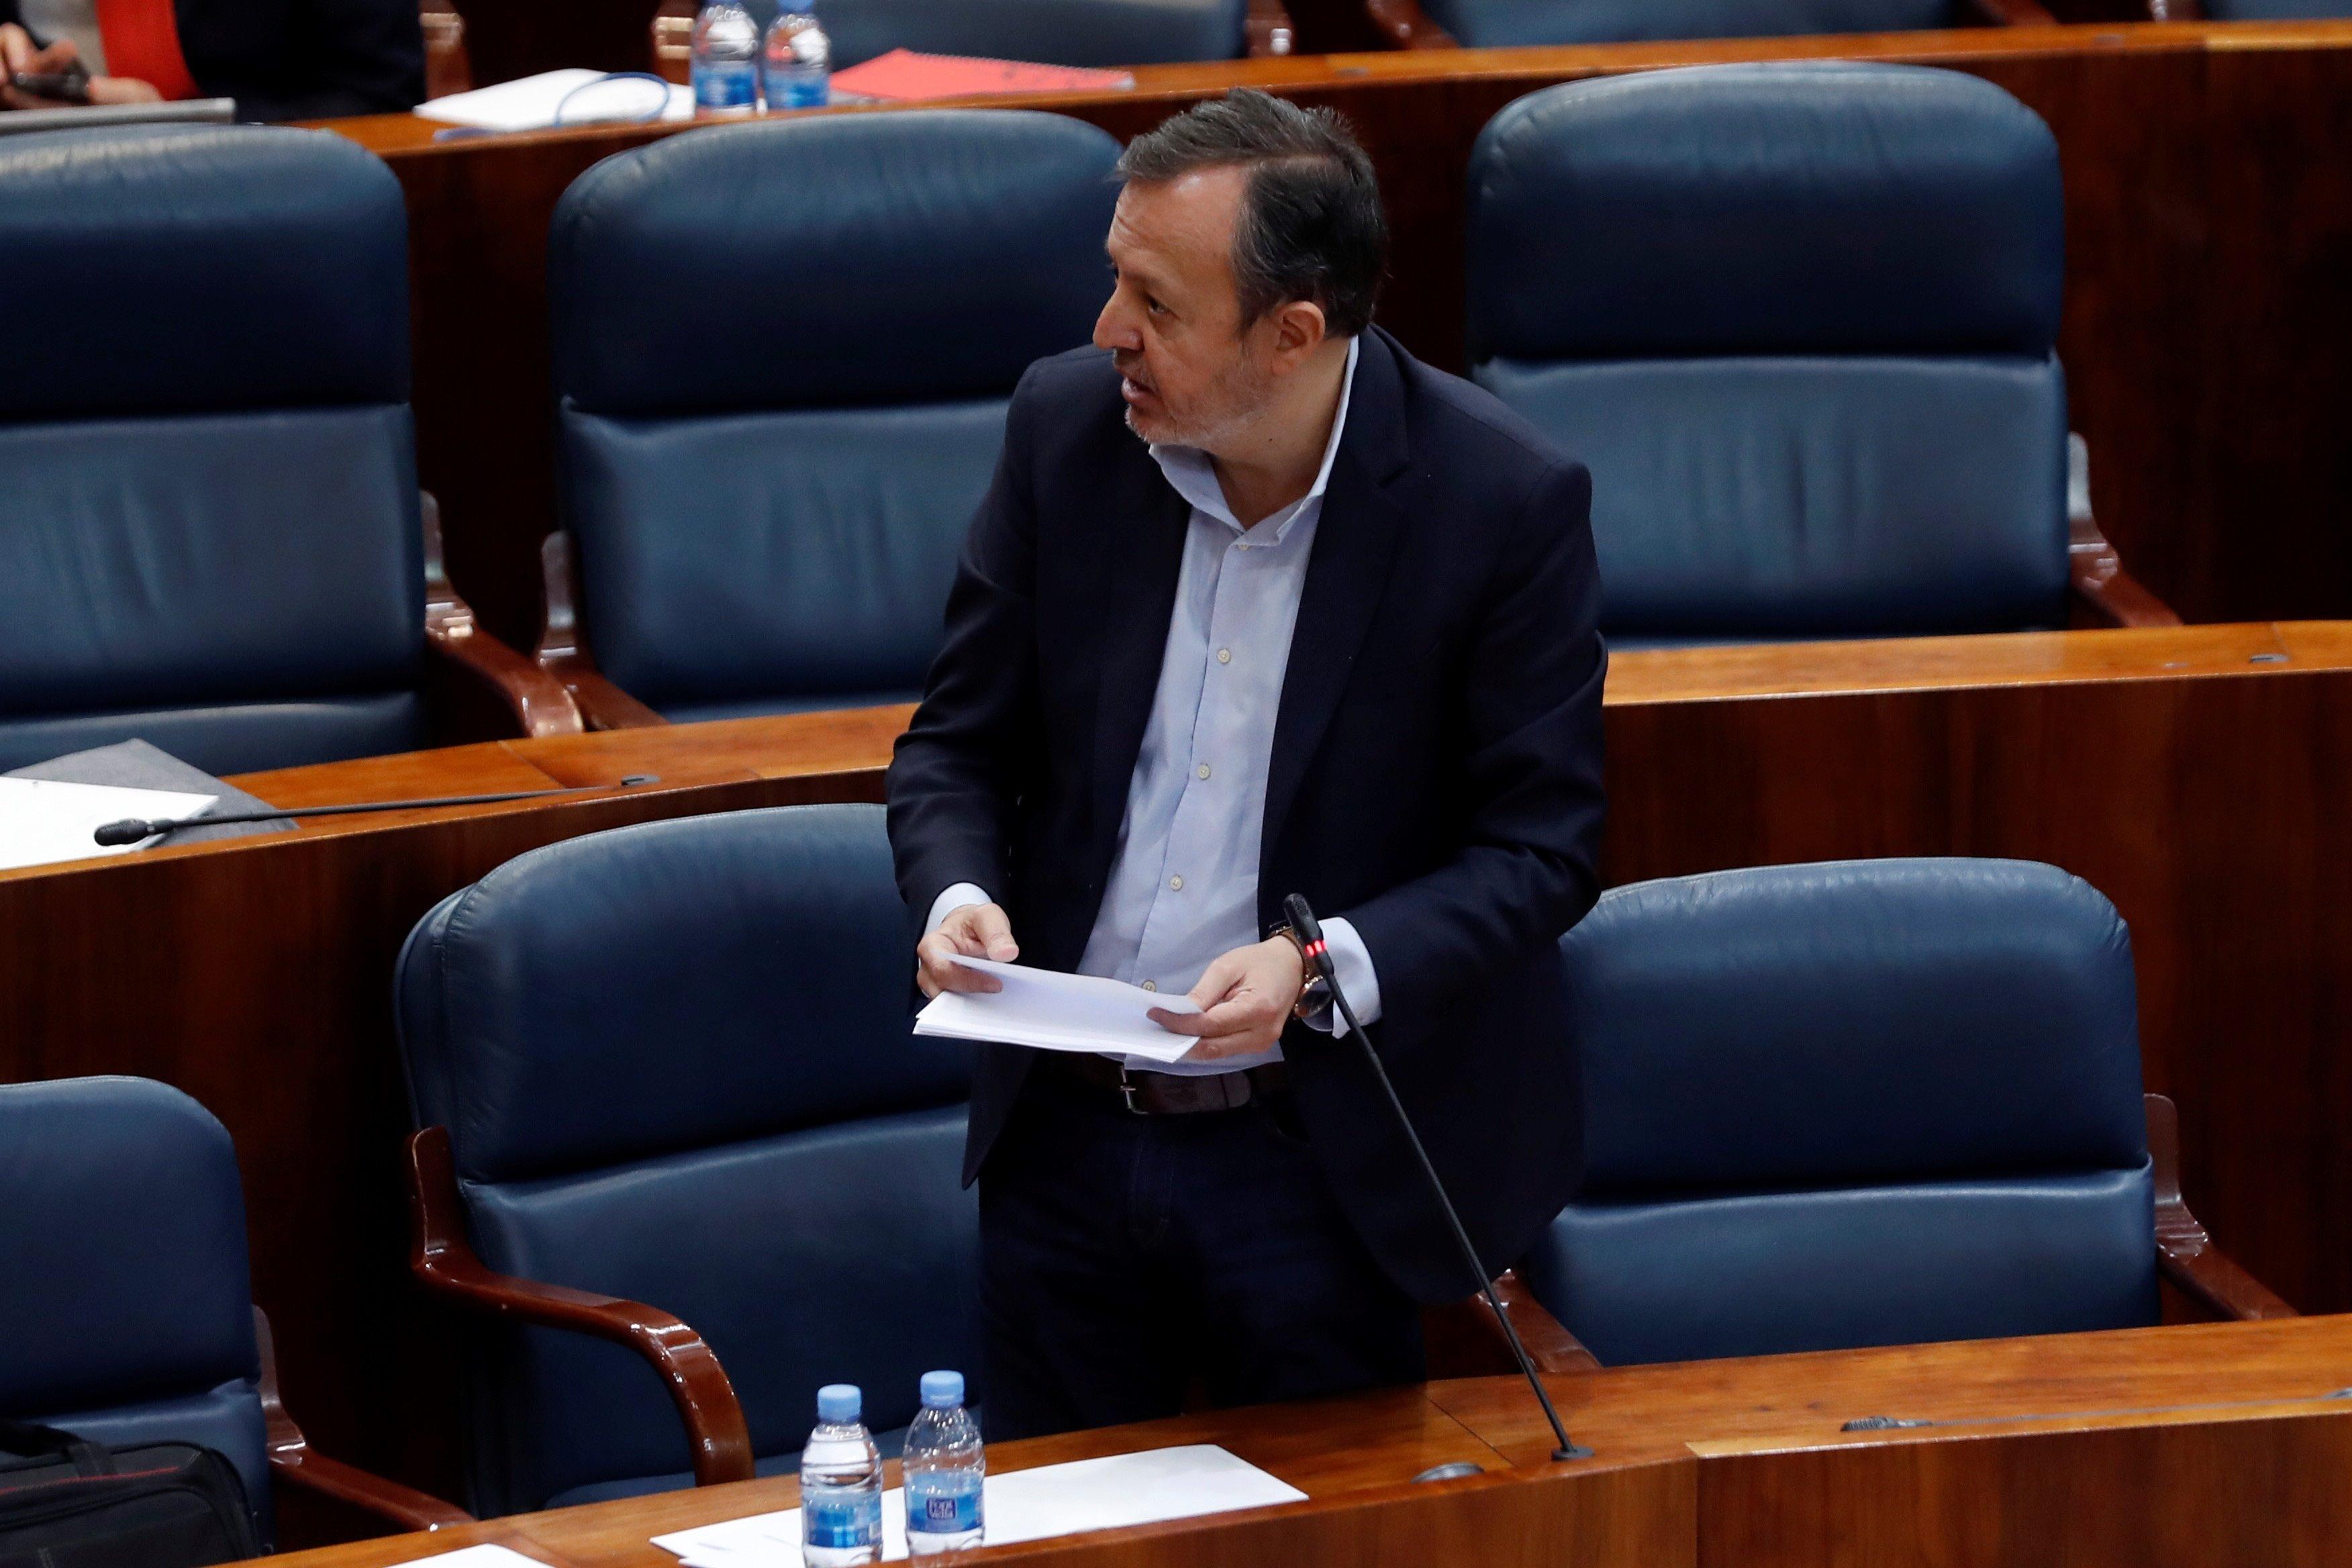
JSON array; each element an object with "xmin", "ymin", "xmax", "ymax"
[{"xmin": 1146, "ymin": 297, "xmax": 1167, "ymax": 315}]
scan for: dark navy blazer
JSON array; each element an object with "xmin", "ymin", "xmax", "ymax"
[{"xmin": 886, "ymin": 326, "xmax": 1608, "ymax": 1304}]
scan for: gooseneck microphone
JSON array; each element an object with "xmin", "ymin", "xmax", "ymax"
[
  {"xmin": 92, "ymin": 775, "xmax": 664, "ymax": 847},
  {"xmin": 1283, "ymin": 893, "xmax": 1591, "ymax": 1464}
]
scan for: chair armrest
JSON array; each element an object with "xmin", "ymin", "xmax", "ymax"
[
  {"xmin": 1970, "ymin": 0, "xmax": 2060, "ymax": 22},
  {"xmin": 254, "ymin": 1308, "xmax": 471, "ymax": 1532},
  {"xmin": 406, "ymin": 1128, "xmax": 756, "ymax": 1487},
  {"xmin": 2147, "ymin": 1093, "xmax": 2298, "ymax": 1321},
  {"xmin": 1422, "ymin": 1269, "xmax": 1600, "ymax": 1377},
  {"xmin": 2148, "ymin": 0, "xmax": 2202, "ymax": 16},
  {"xmin": 535, "ymin": 531, "xmax": 669, "ymax": 730},
  {"xmin": 422, "ymin": 495, "xmax": 585, "ymax": 738},
  {"xmin": 2071, "ymin": 513, "xmax": 2184, "ymax": 629},
  {"xmin": 1365, "ymin": 0, "xmax": 1458, "ymax": 46},
  {"xmin": 1246, "ymin": 0, "xmax": 1296, "ymax": 55}
]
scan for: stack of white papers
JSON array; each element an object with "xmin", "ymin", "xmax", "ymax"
[
  {"xmin": 914, "ymin": 957, "xmax": 1199, "ymax": 1063},
  {"xmin": 0, "ymin": 777, "xmax": 215, "ymax": 872},
  {"xmin": 653, "ymin": 1446, "xmax": 1306, "ymax": 1567},
  {"xmin": 415, "ymin": 70, "xmax": 694, "ymax": 132}
]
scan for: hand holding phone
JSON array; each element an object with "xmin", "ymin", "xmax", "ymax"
[{"xmin": 11, "ymin": 64, "xmax": 93, "ymax": 103}]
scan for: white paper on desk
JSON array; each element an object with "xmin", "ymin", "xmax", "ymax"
[
  {"xmin": 654, "ymin": 1446, "xmax": 1304, "ymax": 1567},
  {"xmin": 383, "ymin": 1547, "xmax": 553, "ymax": 1567},
  {"xmin": 416, "ymin": 69, "xmax": 694, "ymax": 131},
  {"xmin": 912, "ymin": 955, "xmax": 1198, "ymax": 1063},
  {"xmin": 0, "ymin": 777, "xmax": 216, "ymax": 871}
]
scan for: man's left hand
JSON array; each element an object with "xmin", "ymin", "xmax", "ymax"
[{"xmin": 1148, "ymin": 936, "xmax": 1304, "ymax": 1062}]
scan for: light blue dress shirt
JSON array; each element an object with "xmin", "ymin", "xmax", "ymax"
[{"xmin": 928, "ymin": 338, "xmax": 1381, "ymax": 1075}]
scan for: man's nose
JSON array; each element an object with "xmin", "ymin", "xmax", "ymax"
[{"xmin": 1094, "ymin": 295, "xmax": 1140, "ymax": 353}]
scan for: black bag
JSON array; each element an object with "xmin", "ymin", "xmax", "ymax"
[{"xmin": 0, "ymin": 1419, "xmax": 261, "ymax": 1568}]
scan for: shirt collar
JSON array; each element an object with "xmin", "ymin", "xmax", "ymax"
[{"xmin": 1148, "ymin": 335, "xmax": 1361, "ymax": 544}]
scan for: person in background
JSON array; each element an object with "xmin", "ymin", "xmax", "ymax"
[{"xmin": 1, "ymin": 0, "xmax": 424, "ymax": 120}]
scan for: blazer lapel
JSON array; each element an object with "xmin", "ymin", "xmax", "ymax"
[
  {"xmin": 1087, "ymin": 449, "xmax": 1192, "ymax": 864},
  {"xmin": 1263, "ymin": 330, "xmax": 1414, "ymax": 858}
]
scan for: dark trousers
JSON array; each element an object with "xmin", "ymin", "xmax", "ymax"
[{"xmin": 978, "ymin": 1068, "xmax": 1426, "ymax": 1441}]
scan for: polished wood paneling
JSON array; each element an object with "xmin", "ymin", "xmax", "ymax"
[
  {"xmin": 253, "ymin": 1316, "xmax": 2352, "ymax": 1568},
  {"xmin": 5, "ymin": 626, "xmax": 2347, "ymax": 1519},
  {"xmin": 328, "ymin": 22, "xmax": 2352, "ymax": 646}
]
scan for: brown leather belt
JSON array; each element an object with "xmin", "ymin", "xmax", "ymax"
[{"xmin": 1046, "ymin": 1052, "xmax": 1291, "ymax": 1116}]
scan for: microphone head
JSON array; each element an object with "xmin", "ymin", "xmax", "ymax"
[
  {"xmin": 1283, "ymin": 893, "xmax": 1323, "ymax": 947},
  {"xmin": 93, "ymin": 819, "xmax": 156, "ymax": 846}
]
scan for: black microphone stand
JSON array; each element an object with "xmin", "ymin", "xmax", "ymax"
[{"xmin": 1284, "ymin": 893, "xmax": 1589, "ymax": 1463}]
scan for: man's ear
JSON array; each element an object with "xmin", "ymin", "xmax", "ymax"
[{"xmin": 1269, "ymin": 300, "xmax": 1329, "ymax": 373}]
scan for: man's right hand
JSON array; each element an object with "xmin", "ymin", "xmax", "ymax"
[{"xmin": 916, "ymin": 901, "xmax": 1020, "ymax": 997}]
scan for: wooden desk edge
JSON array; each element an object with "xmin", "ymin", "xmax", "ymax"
[
  {"xmin": 5, "ymin": 623, "xmax": 2341, "ymax": 886},
  {"xmin": 317, "ymin": 18, "xmax": 2352, "ymax": 157}
]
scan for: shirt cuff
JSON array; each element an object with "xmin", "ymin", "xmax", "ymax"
[
  {"xmin": 1302, "ymin": 916, "xmax": 1381, "ymax": 1037},
  {"xmin": 926, "ymin": 883, "xmax": 993, "ymax": 936}
]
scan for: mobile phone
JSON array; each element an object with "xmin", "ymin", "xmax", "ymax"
[{"xmin": 10, "ymin": 66, "xmax": 93, "ymax": 104}]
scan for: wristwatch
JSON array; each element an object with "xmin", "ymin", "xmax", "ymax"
[{"xmin": 1269, "ymin": 924, "xmax": 1332, "ymax": 1022}]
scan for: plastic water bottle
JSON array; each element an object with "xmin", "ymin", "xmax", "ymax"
[
  {"xmin": 690, "ymin": 0, "xmax": 759, "ymax": 115},
  {"xmin": 761, "ymin": 11, "xmax": 831, "ymax": 111},
  {"xmin": 801, "ymin": 1384, "xmax": 883, "ymax": 1566},
  {"xmin": 902, "ymin": 1370, "xmax": 985, "ymax": 1557}
]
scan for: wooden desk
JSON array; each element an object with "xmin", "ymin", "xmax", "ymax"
[
  {"xmin": 324, "ymin": 21, "xmax": 2352, "ymax": 648},
  {"xmin": 254, "ymin": 1314, "xmax": 2352, "ymax": 1567},
  {"xmin": 5, "ymin": 624, "xmax": 2347, "ymax": 1506}
]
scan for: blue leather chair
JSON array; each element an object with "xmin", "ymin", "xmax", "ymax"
[
  {"xmin": 1465, "ymin": 64, "xmax": 2172, "ymax": 649},
  {"xmin": 1516, "ymin": 859, "xmax": 2290, "ymax": 1367},
  {"xmin": 0, "ymin": 1077, "xmax": 465, "ymax": 1545},
  {"xmin": 395, "ymin": 804, "xmax": 978, "ymax": 1517},
  {"xmin": 0, "ymin": 125, "xmax": 572, "ymax": 777},
  {"xmin": 539, "ymin": 111, "xmax": 1120, "ymax": 730},
  {"xmin": 1375, "ymin": 0, "xmax": 2047, "ymax": 49}
]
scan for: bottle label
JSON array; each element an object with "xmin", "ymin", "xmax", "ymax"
[
  {"xmin": 763, "ymin": 67, "xmax": 827, "ymax": 110},
  {"xmin": 905, "ymin": 1475, "xmax": 983, "ymax": 1537},
  {"xmin": 804, "ymin": 1489, "xmax": 882, "ymax": 1551},
  {"xmin": 691, "ymin": 60, "xmax": 756, "ymax": 109}
]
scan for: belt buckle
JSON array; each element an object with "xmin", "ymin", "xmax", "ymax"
[{"xmin": 1118, "ymin": 1065, "xmax": 1146, "ymax": 1116}]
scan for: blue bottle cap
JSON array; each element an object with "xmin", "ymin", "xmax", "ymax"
[
  {"xmin": 919, "ymin": 1370, "xmax": 964, "ymax": 1409},
  {"xmin": 817, "ymin": 1383, "xmax": 862, "ymax": 1423}
]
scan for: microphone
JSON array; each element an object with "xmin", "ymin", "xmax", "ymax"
[
  {"xmin": 92, "ymin": 775, "xmax": 663, "ymax": 847},
  {"xmin": 1283, "ymin": 893, "xmax": 1590, "ymax": 1464}
]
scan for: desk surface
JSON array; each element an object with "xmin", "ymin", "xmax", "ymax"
[
  {"xmin": 255, "ymin": 1314, "xmax": 2352, "ymax": 1568},
  {"xmin": 7, "ymin": 624, "xmax": 2349, "ymax": 1508}
]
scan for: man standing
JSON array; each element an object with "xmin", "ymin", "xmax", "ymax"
[{"xmin": 887, "ymin": 90, "xmax": 1606, "ymax": 1440}]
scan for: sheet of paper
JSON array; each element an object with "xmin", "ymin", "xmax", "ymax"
[
  {"xmin": 654, "ymin": 1446, "xmax": 1304, "ymax": 1567},
  {"xmin": 913, "ymin": 956, "xmax": 1198, "ymax": 1063},
  {"xmin": 0, "ymin": 777, "xmax": 216, "ymax": 872},
  {"xmin": 380, "ymin": 1547, "xmax": 553, "ymax": 1567},
  {"xmin": 415, "ymin": 69, "xmax": 694, "ymax": 131}
]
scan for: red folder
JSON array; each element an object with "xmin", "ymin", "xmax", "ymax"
[{"xmin": 827, "ymin": 49, "xmax": 1134, "ymax": 103}]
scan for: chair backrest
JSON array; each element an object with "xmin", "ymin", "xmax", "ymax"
[
  {"xmin": 0, "ymin": 1077, "xmax": 272, "ymax": 1539},
  {"xmin": 1467, "ymin": 63, "xmax": 2069, "ymax": 646},
  {"xmin": 1422, "ymin": 0, "xmax": 1952, "ymax": 48},
  {"xmin": 0, "ymin": 126, "xmax": 428, "ymax": 775},
  {"xmin": 748, "ymin": 0, "xmax": 1249, "ymax": 66},
  {"xmin": 396, "ymin": 804, "xmax": 977, "ymax": 1516},
  {"xmin": 550, "ymin": 111, "xmax": 1118, "ymax": 722},
  {"xmin": 1521, "ymin": 859, "xmax": 2157, "ymax": 1366}
]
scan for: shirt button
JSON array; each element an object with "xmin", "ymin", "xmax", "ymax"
[
  {"xmin": 1216, "ymin": 648, "xmax": 1232, "ymax": 665},
  {"xmin": 1141, "ymin": 980, "xmax": 1157, "ymax": 993},
  {"xmin": 1169, "ymin": 875, "xmax": 1185, "ymax": 891},
  {"xmin": 1196, "ymin": 764, "xmax": 1212, "ymax": 780}
]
